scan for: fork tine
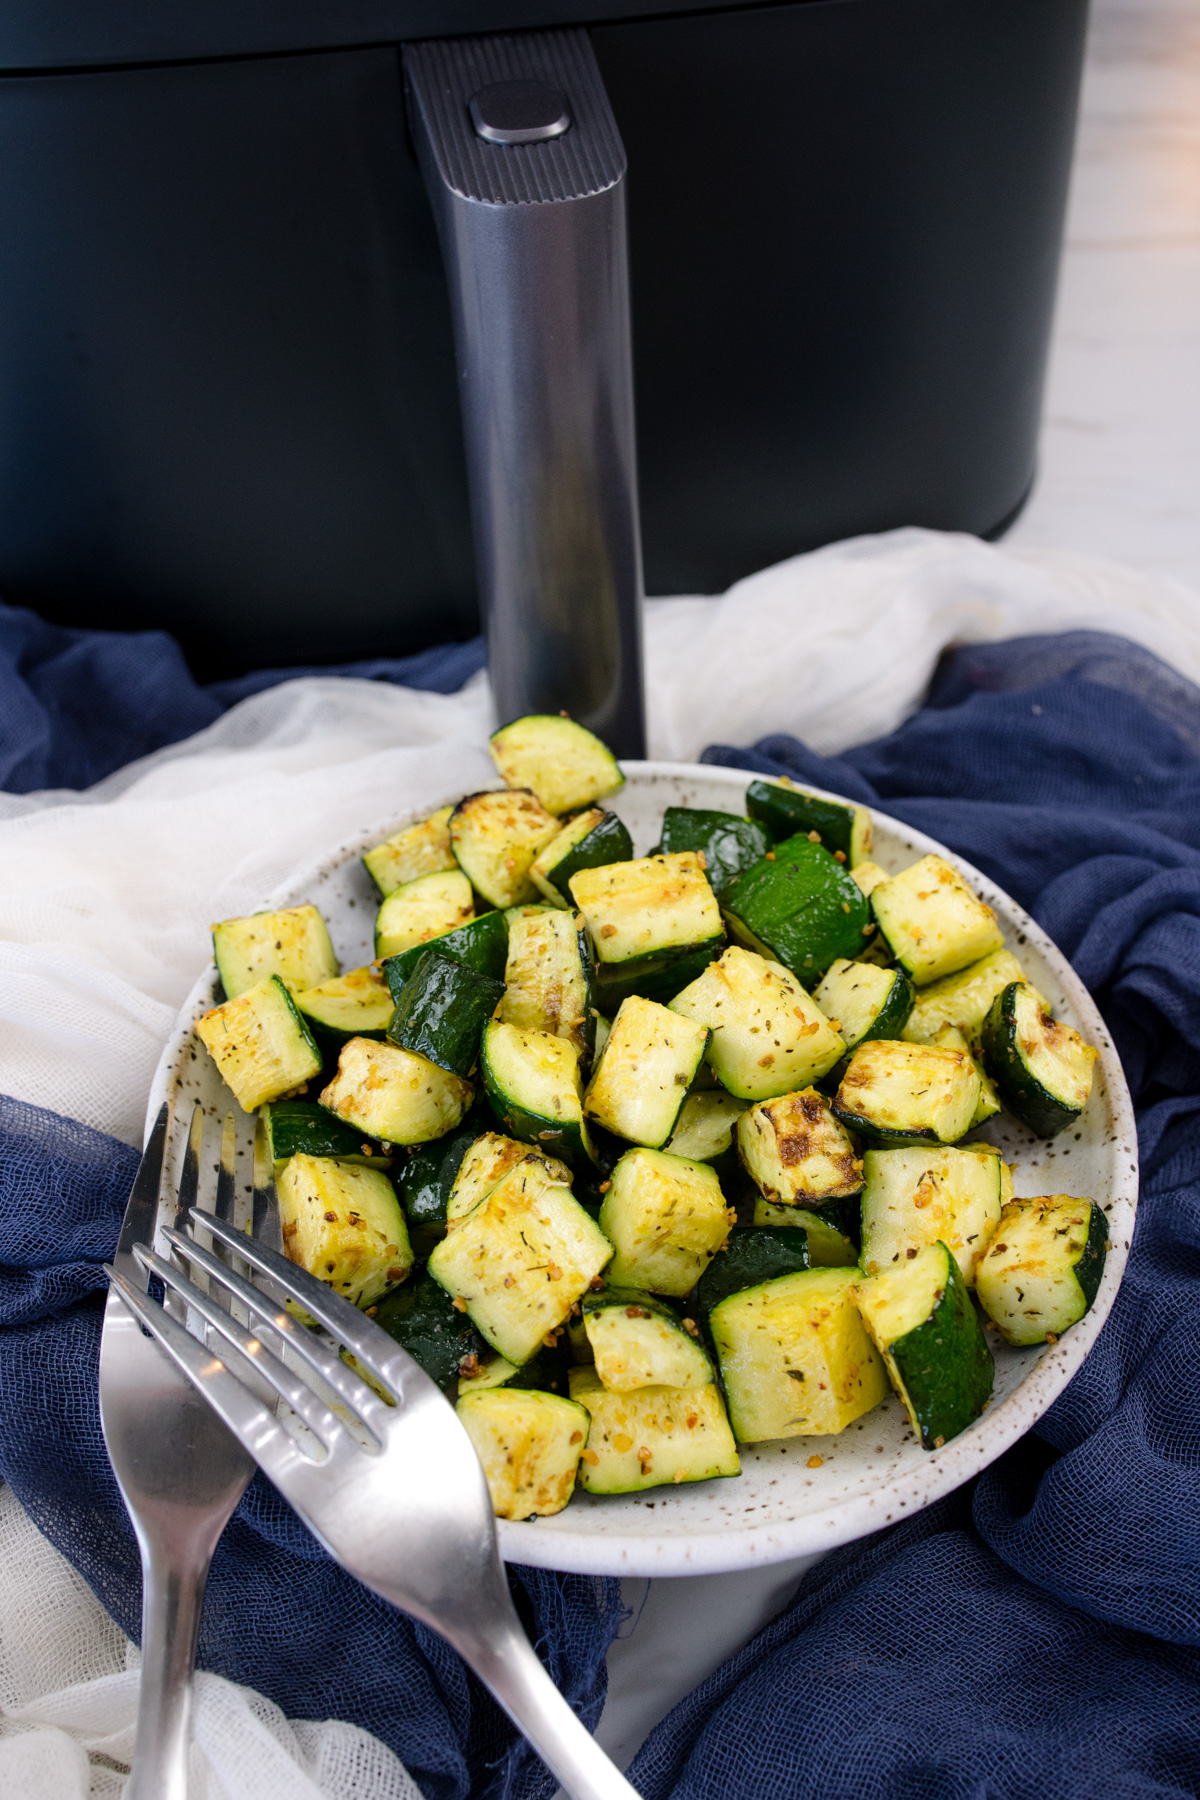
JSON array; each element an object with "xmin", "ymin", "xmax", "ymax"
[
  {"xmin": 214, "ymin": 1110, "xmax": 238, "ymax": 1227},
  {"xmin": 134, "ymin": 1243, "xmax": 352, "ymax": 1454},
  {"xmin": 104, "ymin": 1264, "xmax": 307, "ymax": 1486},
  {"xmin": 190, "ymin": 1209, "xmax": 440, "ymax": 1401},
  {"xmin": 252, "ymin": 1111, "xmax": 283, "ymax": 1255},
  {"xmin": 173, "ymin": 1102, "xmax": 205, "ymax": 1230},
  {"xmin": 161, "ymin": 1225, "xmax": 396, "ymax": 1437}
]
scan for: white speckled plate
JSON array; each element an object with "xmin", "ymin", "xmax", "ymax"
[{"xmin": 148, "ymin": 763, "xmax": 1138, "ymax": 1578}]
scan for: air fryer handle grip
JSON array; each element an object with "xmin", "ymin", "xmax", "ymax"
[{"xmin": 404, "ymin": 30, "xmax": 646, "ymax": 757}]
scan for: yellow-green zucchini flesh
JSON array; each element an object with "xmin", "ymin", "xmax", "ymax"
[
  {"xmin": 480, "ymin": 1021, "xmax": 595, "ymax": 1166},
  {"xmin": 457, "ymin": 1387, "xmax": 591, "ymax": 1519},
  {"xmin": 582, "ymin": 1287, "xmax": 713, "ymax": 1391},
  {"xmin": 869, "ymin": 854, "xmax": 1004, "ymax": 985},
  {"xmin": 195, "ymin": 974, "xmax": 322, "ymax": 1111},
  {"xmin": 599, "ymin": 1147, "xmax": 732, "ymax": 1296},
  {"xmin": 501, "ymin": 905, "xmax": 594, "ymax": 1059},
  {"xmin": 489, "ymin": 714, "xmax": 624, "ymax": 816},
  {"xmin": 319, "ymin": 1036, "xmax": 473, "ymax": 1145},
  {"xmin": 212, "ymin": 903, "xmax": 338, "ymax": 999},
  {"xmin": 860, "ymin": 1144, "xmax": 1006, "ymax": 1287},
  {"xmin": 374, "ymin": 869, "xmax": 474, "ymax": 959},
  {"xmin": 975, "ymin": 1195, "xmax": 1107, "ymax": 1345},
  {"xmin": 736, "ymin": 1088, "xmax": 862, "ymax": 1205},
  {"xmin": 568, "ymin": 1368, "xmax": 740, "ymax": 1492},
  {"xmin": 570, "ymin": 851, "xmax": 723, "ymax": 970},
  {"xmin": 295, "ymin": 964, "xmax": 395, "ymax": 1041},
  {"xmin": 833, "ymin": 1039, "xmax": 980, "ymax": 1146},
  {"xmin": 669, "ymin": 946, "xmax": 845, "ymax": 1101},
  {"xmin": 852, "ymin": 1240, "xmax": 993, "ymax": 1449},
  {"xmin": 663, "ymin": 1089, "xmax": 748, "ymax": 1162},
  {"xmin": 981, "ymin": 981, "xmax": 1097, "ymax": 1138},
  {"xmin": 277, "ymin": 1153, "xmax": 412, "ymax": 1308},
  {"xmin": 363, "ymin": 807, "xmax": 455, "ymax": 898},
  {"xmin": 901, "ymin": 948, "xmax": 1027, "ymax": 1047},
  {"xmin": 583, "ymin": 995, "xmax": 708, "ymax": 1148},
  {"xmin": 450, "ymin": 788, "xmax": 561, "ymax": 909}
]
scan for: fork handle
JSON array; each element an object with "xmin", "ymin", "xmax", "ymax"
[
  {"xmin": 461, "ymin": 1619, "xmax": 641, "ymax": 1800},
  {"xmin": 127, "ymin": 1538, "xmax": 211, "ymax": 1800}
]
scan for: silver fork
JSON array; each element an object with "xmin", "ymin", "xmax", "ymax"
[
  {"xmin": 106, "ymin": 1210, "xmax": 641, "ymax": 1800},
  {"xmin": 98, "ymin": 1102, "xmax": 259, "ymax": 1800}
]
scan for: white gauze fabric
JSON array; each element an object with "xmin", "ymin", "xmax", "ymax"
[{"xmin": 1, "ymin": 525, "xmax": 1198, "ymax": 1798}]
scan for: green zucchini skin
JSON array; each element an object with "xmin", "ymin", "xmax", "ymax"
[
  {"xmin": 744, "ymin": 781, "xmax": 865, "ymax": 863},
  {"xmin": 385, "ymin": 948, "xmax": 505, "ymax": 1078},
  {"xmin": 544, "ymin": 812, "xmax": 633, "ymax": 902},
  {"xmin": 1075, "ymin": 1201, "xmax": 1109, "ymax": 1310},
  {"xmin": 381, "ymin": 909, "xmax": 509, "ymax": 995},
  {"xmin": 263, "ymin": 1099, "xmax": 390, "ymax": 1166},
  {"xmin": 980, "ymin": 982, "xmax": 1084, "ymax": 1137},
  {"xmin": 693, "ymin": 1225, "xmax": 811, "ymax": 1325},
  {"xmin": 371, "ymin": 1271, "xmax": 490, "ymax": 1399},
  {"xmin": 396, "ymin": 1101, "xmax": 493, "ymax": 1252},
  {"xmin": 479, "ymin": 1023, "xmax": 594, "ymax": 1168},
  {"xmin": 721, "ymin": 835, "xmax": 871, "ymax": 982},
  {"xmin": 877, "ymin": 1248, "xmax": 994, "ymax": 1450},
  {"xmin": 656, "ymin": 808, "xmax": 773, "ymax": 897},
  {"xmin": 503, "ymin": 1340, "xmax": 574, "ymax": 1395},
  {"xmin": 591, "ymin": 940, "xmax": 724, "ymax": 1014}
]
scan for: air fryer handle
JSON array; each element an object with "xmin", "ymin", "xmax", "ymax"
[{"xmin": 404, "ymin": 31, "xmax": 646, "ymax": 757}]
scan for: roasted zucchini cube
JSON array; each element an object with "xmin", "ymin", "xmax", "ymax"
[
  {"xmin": 371, "ymin": 1269, "xmax": 489, "ymax": 1398},
  {"xmin": 501, "ymin": 905, "xmax": 594, "ymax": 1059},
  {"xmin": 751, "ymin": 1200, "xmax": 858, "ymax": 1266},
  {"xmin": 598, "ymin": 1147, "xmax": 733, "ymax": 1296},
  {"xmin": 294, "ymin": 964, "xmax": 395, "ymax": 1044},
  {"xmin": 489, "ymin": 714, "xmax": 625, "ymax": 816},
  {"xmin": 582, "ymin": 1287, "xmax": 713, "ymax": 1391},
  {"xmin": 386, "ymin": 947, "xmax": 505, "ymax": 1078},
  {"xmin": 976, "ymin": 1195, "xmax": 1108, "ymax": 1346},
  {"xmin": 277, "ymin": 1153, "xmax": 412, "ymax": 1308},
  {"xmin": 195, "ymin": 975, "xmax": 322, "ymax": 1111},
  {"xmin": 569, "ymin": 851, "xmax": 723, "ymax": 970},
  {"xmin": 374, "ymin": 869, "xmax": 474, "ymax": 960},
  {"xmin": 450, "ymin": 789, "xmax": 561, "ymax": 909},
  {"xmin": 669, "ymin": 945, "xmax": 846, "ymax": 1101},
  {"xmin": 427, "ymin": 1159, "xmax": 612, "ymax": 1364},
  {"xmin": 530, "ymin": 809, "xmax": 634, "ymax": 906},
  {"xmin": 981, "ymin": 981, "xmax": 1097, "ymax": 1139},
  {"xmin": 480, "ymin": 1020, "xmax": 594, "ymax": 1166},
  {"xmin": 736, "ymin": 1089, "xmax": 863, "ymax": 1205},
  {"xmin": 693, "ymin": 1224, "xmax": 811, "ymax": 1325},
  {"xmin": 814, "ymin": 959, "xmax": 915, "ymax": 1053},
  {"xmin": 720, "ymin": 835, "xmax": 872, "ymax": 981},
  {"xmin": 928, "ymin": 1025, "xmax": 1001, "ymax": 1126},
  {"xmin": 833, "ymin": 1039, "xmax": 980, "ymax": 1146},
  {"xmin": 320, "ymin": 1036, "xmax": 473, "ymax": 1145},
  {"xmin": 860, "ymin": 1144, "xmax": 1006, "ymax": 1286},
  {"xmin": 212, "ymin": 903, "xmax": 338, "ymax": 1000},
  {"xmin": 568, "ymin": 1368, "xmax": 740, "ymax": 1492},
  {"xmin": 263, "ymin": 1098, "xmax": 390, "ymax": 1169},
  {"xmin": 381, "ymin": 909, "xmax": 509, "ymax": 991},
  {"xmin": 362, "ymin": 807, "xmax": 455, "ymax": 898},
  {"xmin": 711, "ymin": 1267, "xmax": 889, "ymax": 1441},
  {"xmin": 656, "ymin": 807, "xmax": 773, "ymax": 896},
  {"xmin": 583, "ymin": 995, "xmax": 708, "ymax": 1148},
  {"xmin": 901, "ymin": 948, "xmax": 1026, "ymax": 1047},
  {"xmin": 663, "ymin": 1090, "xmax": 748, "ymax": 1162},
  {"xmin": 457, "ymin": 1387, "xmax": 591, "ymax": 1519},
  {"xmin": 744, "ymin": 779, "xmax": 873, "ymax": 868},
  {"xmin": 869, "ymin": 854, "xmax": 1004, "ymax": 985},
  {"xmin": 447, "ymin": 1131, "xmax": 571, "ymax": 1228},
  {"xmin": 852, "ymin": 1240, "xmax": 994, "ymax": 1449},
  {"xmin": 849, "ymin": 860, "xmax": 890, "ymax": 899}
]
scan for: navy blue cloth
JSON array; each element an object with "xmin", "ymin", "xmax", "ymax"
[{"xmin": 2, "ymin": 620, "xmax": 1200, "ymax": 1797}]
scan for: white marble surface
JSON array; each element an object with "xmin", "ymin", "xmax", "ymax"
[{"xmin": 595, "ymin": 0, "xmax": 1200, "ymax": 1772}]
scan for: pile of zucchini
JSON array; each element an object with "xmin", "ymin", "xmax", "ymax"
[{"xmin": 193, "ymin": 716, "xmax": 1108, "ymax": 1520}]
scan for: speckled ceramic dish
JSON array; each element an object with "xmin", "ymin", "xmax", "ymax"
[{"xmin": 148, "ymin": 763, "xmax": 1137, "ymax": 1579}]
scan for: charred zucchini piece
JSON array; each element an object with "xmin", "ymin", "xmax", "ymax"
[
  {"xmin": 976, "ymin": 1195, "xmax": 1108, "ymax": 1346},
  {"xmin": 751, "ymin": 1200, "xmax": 858, "ymax": 1266},
  {"xmin": 669, "ymin": 945, "xmax": 845, "ymax": 1101},
  {"xmin": 745, "ymin": 779, "xmax": 873, "ymax": 868},
  {"xmin": 583, "ymin": 995, "xmax": 709, "ymax": 1149},
  {"xmin": 721, "ymin": 835, "xmax": 872, "ymax": 981},
  {"xmin": 814, "ymin": 959, "xmax": 914, "ymax": 1055},
  {"xmin": 489, "ymin": 714, "xmax": 624, "ymax": 815},
  {"xmin": 693, "ymin": 1224, "xmax": 811, "ymax": 1325},
  {"xmin": 294, "ymin": 964, "xmax": 394, "ymax": 1045},
  {"xmin": 480, "ymin": 1021, "xmax": 595, "ymax": 1166},
  {"xmin": 381, "ymin": 908, "xmax": 509, "ymax": 992},
  {"xmin": 582, "ymin": 1287, "xmax": 713, "ymax": 1391},
  {"xmin": 570, "ymin": 851, "xmax": 724, "ymax": 976},
  {"xmin": 447, "ymin": 1132, "xmax": 570, "ymax": 1228},
  {"xmin": 501, "ymin": 905, "xmax": 594, "ymax": 1059},
  {"xmin": 599, "ymin": 1147, "xmax": 732, "ymax": 1296},
  {"xmin": 362, "ymin": 807, "xmax": 455, "ymax": 898},
  {"xmin": 263, "ymin": 1098, "xmax": 390, "ymax": 1169},
  {"xmin": 212, "ymin": 904, "xmax": 338, "ymax": 1000},
  {"xmin": 395, "ymin": 1102, "xmax": 493, "ymax": 1253},
  {"xmin": 450, "ymin": 789, "xmax": 561, "ymax": 908},
  {"xmin": 736, "ymin": 1088, "xmax": 862, "ymax": 1205},
  {"xmin": 981, "ymin": 981, "xmax": 1097, "ymax": 1138},
  {"xmin": 870, "ymin": 855, "xmax": 1004, "ymax": 985},
  {"xmin": 711, "ymin": 1267, "xmax": 889, "ymax": 1442},
  {"xmin": 531, "ymin": 810, "xmax": 634, "ymax": 907},
  {"xmin": 375, "ymin": 870, "xmax": 474, "ymax": 960},
  {"xmin": 568, "ymin": 1368, "xmax": 740, "ymax": 1492},
  {"xmin": 852, "ymin": 1240, "xmax": 993, "ymax": 1449},
  {"xmin": 928, "ymin": 1024, "xmax": 1001, "ymax": 1126},
  {"xmin": 277, "ymin": 1154, "xmax": 412, "ymax": 1308},
  {"xmin": 656, "ymin": 808, "xmax": 773, "ymax": 896},
  {"xmin": 664, "ymin": 1089, "xmax": 748, "ymax": 1162},
  {"xmin": 860, "ymin": 1144, "xmax": 1006, "ymax": 1286},
  {"xmin": 385, "ymin": 947, "xmax": 504, "ymax": 1079},
  {"xmin": 196, "ymin": 975, "xmax": 322, "ymax": 1111},
  {"xmin": 428, "ymin": 1158, "xmax": 612, "ymax": 1364},
  {"xmin": 458, "ymin": 1387, "xmax": 591, "ymax": 1519},
  {"xmin": 372, "ymin": 1269, "xmax": 489, "ymax": 1398},
  {"xmin": 833, "ymin": 1039, "xmax": 980, "ymax": 1147},
  {"xmin": 320, "ymin": 1036, "xmax": 473, "ymax": 1146},
  {"xmin": 902, "ymin": 948, "xmax": 1026, "ymax": 1047}
]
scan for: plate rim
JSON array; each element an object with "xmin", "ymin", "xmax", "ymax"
[{"xmin": 147, "ymin": 760, "xmax": 1139, "ymax": 1577}]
